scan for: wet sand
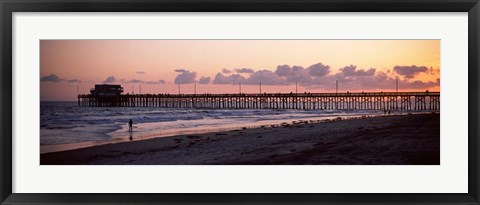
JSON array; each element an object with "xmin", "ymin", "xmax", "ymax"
[{"xmin": 41, "ymin": 113, "xmax": 440, "ymax": 165}]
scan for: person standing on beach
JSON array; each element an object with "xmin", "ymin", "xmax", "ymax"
[{"xmin": 128, "ymin": 119, "xmax": 133, "ymax": 132}]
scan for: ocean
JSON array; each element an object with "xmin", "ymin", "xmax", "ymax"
[{"xmin": 41, "ymin": 101, "xmax": 392, "ymax": 153}]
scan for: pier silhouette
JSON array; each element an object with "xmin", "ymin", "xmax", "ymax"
[{"xmin": 78, "ymin": 91, "xmax": 440, "ymax": 111}]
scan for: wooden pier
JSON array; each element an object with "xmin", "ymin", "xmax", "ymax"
[{"xmin": 78, "ymin": 92, "xmax": 440, "ymax": 111}]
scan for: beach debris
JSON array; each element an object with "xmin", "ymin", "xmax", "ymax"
[
  {"xmin": 215, "ymin": 133, "xmax": 227, "ymax": 136},
  {"xmin": 186, "ymin": 135, "xmax": 201, "ymax": 139},
  {"xmin": 280, "ymin": 122, "xmax": 290, "ymax": 128},
  {"xmin": 296, "ymin": 120, "xmax": 309, "ymax": 124},
  {"xmin": 242, "ymin": 127, "xmax": 247, "ymax": 130}
]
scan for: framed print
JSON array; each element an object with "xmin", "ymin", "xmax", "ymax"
[{"xmin": 1, "ymin": 0, "xmax": 479, "ymax": 204}]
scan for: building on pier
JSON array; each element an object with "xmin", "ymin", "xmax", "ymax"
[{"xmin": 90, "ymin": 84, "xmax": 123, "ymax": 96}]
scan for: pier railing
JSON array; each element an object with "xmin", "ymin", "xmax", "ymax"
[{"xmin": 78, "ymin": 92, "xmax": 440, "ymax": 111}]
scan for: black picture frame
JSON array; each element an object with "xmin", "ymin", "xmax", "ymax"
[{"xmin": 1, "ymin": 0, "xmax": 479, "ymax": 204}]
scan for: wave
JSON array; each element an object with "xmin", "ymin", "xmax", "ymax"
[{"xmin": 40, "ymin": 101, "xmax": 406, "ymax": 145}]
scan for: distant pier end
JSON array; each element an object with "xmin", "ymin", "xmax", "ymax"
[
  {"xmin": 90, "ymin": 84, "xmax": 123, "ymax": 96},
  {"xmin": 78, "ymin": 84, "xmax": 440, "ymax": 111},
  {"xmin": 77, "ymin": 84, "xmax": 123, "ymax": 106}
]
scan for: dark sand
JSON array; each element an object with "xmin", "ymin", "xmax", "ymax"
[{"xmin": 41, "ymin": 113, "xmax": 440, "ymax": 165}]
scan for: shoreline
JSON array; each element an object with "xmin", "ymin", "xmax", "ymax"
[
  {"xmin": 41, "ymin": 113, "xmax": 440, "ymax": 165},
  {"xmin": 41, "ymin": 111, "xmax": 393, "ymax": 154}
]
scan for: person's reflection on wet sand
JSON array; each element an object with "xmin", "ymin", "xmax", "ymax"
[{"xmin": 129, "ymin": 132, "xmax": 133, "ymax": 141}]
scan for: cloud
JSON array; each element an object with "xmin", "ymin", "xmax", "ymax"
[
  {"xmin": 67, "ymin": 79, "xmax": 81, "ymax": 83},
  {"xmin": 166, "ymin": 62, "xmax": 437, "ymax": 91},
  {"xmin": 215, "ymin": 63, "xmax": 330, "ymax": 86},
  {"xmin": 272, "ymin": 64, "xmax": 317, "ymax": 85},
  {"xmin": 307, "ymin": 63, "xmax": 330, "ymax": 77},
  {"xmin": 175, "ymin": 69, "xmax": 189, "ymax": 73},
  {"xmin": 274, "ymin": 65, "xmax": 292, "ymax": 77},
  {"xmin": 136, "ymin": 71, "xmax": 145, "ymax": 74},
  {"xmin": 401, "ymin": 80, "xmax": 439, "ymax": 89},
  {"xmin": 198, "ymin": 76, "xmax": 211, "ymax": 84},
  {"xmin": 120, "ymin": 79, "xmax": 167, "ymax": 84},
  {"xmin": 214, "ymin": 65, "xmax": 310, "ymax": 86},
  {"xmin": 274, "ymin": 65, "xmax": 310, "ymax": 83},
  {"xmin": 285, "ymin": 66, "xmax": 313, "ymax": 85},
  {"xmin": 356, "ymin": 69, "xmax": 376, "ymax": 76},
  {"xmin": 393, "ymin": 65, "xmax": 428, "ymax": 79},
  {"xmin": 120, "ymin": 79, "xmax": 142, "ymax": 84},
  {"xmin": 340, "ymin": 65, "xmax": 375, "ymax": 77},
  {"xmin": 174, "ymin": 69, "xmax": 197, "ymax": 84},
  {"xmin": 429, "ymin": 67, "xmax": 440, "ymax": 75},
  {"xmin": 209, "ymin": 63, "xmax": 438, "ymax": 91},
  {"xmin": 41, "ymin": 74, "xmax": 64, "ymax": 82},
  {"xmin": 144, "ymin": 80, "xmax": 166, "ymax": 84},
  {"xmin": 234, "ymin": 68, "xmax": 255, "ymax": 74},
  {"xmin": 41, "ymin": 74, "xmax": 84, "ymax": 84},
  {"xmin": 103, "ymin": 76, "xmax": 116, "ymax": 83},
  {"xmin": 323, "ymin": 70, "xmax": 439, "ymax": 91},
  {"xmin": 213, "ymin": 73, "xmax": 246, "ymax": 84},
  {"xmin": 129, "ymin": 79, "xmax": 143, "ymax": 83},
  {"xmin": 246, "ymin": 70, "xmax": 286, "ymax": 85},
  {"xmin": 222, "ymin": 68, "xmax": 231, "ymax": 74}
]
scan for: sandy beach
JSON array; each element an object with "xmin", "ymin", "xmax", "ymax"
[{"xmin": 41, "ymin": 113, "xmax": 440, "ymax": 165}]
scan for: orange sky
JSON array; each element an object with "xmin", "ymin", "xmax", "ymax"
[{"xmin": 40, "ymin": 40, "xmax": 440, "ymax": 101}]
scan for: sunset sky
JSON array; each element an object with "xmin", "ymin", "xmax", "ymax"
[{"xmin": 40, "ymin": 40, "xmax": 440, "ymax": 101}]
